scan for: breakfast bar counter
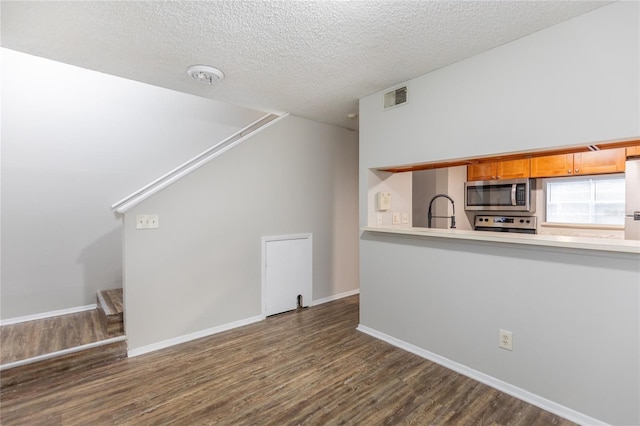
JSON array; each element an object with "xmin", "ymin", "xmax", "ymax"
[{"xmin": 361, "ymin": 226, "xmax": 640, "ymax": 255}]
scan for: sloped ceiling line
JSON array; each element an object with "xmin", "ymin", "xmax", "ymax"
[{"xmin": 112, "ymin": 112, "xmax": 286, "ymax": 214}]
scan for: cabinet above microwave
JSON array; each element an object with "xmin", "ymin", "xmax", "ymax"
[{"xmin": 467, "ymin": 159, "xmax": 530, "ymax": 181}]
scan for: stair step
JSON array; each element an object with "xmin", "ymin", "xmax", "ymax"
[
  {"xmin": 97, "ymin": 288, "xmax": 124, "ymax": 336},
  {"xmin": 0, "ymin": 337, "xmax": 127, "ymax": 390}
]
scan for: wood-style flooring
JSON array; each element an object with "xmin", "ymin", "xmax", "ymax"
[
  {"xmin": 0, "ymin": 296, "xmax": 575, "ymax": 425},
  {"xmin": 97, "ymin": 288, "xmax": 125, "ymax": 336},
  {"xmin": 1, "ymin": 310, "xmax": 122, "ymax": 365}
]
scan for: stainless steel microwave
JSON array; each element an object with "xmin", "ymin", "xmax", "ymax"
[{"xmin": 464, "ymin": 178, "xmax": 535, "ymax": 212}]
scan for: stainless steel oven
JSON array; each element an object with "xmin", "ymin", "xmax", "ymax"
[
  {"xmin": 474, "ymin": 215, "xmax": 537, "ymax": 234},
  {"xmin": 465, "ymin": 178, "xmax": 535, "ymax": 212}
]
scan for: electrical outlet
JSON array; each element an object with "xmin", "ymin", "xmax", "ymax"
[
  {"xmin": 499, "ymin": 329, "xmax": 513, "ymax": 351},
  {"xmin": 377, "ymin": 214, "xmax": 383, "ymax": 226},
  {"xmin": 392, "ymin": 212, "xmax": 401, "ymax": 224},
  {"xmin": 402, "ymin": 213, "xmax": 409, "ymax": 224}
]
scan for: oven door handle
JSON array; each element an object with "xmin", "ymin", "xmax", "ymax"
[{"xmin": 511, "ymin": 184, "xmax": 517, "ymax": 206}]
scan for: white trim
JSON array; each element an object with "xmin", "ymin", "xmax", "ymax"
[
  {"xmin": 112, "ymin": 113, "xmax": 289, "ymax": 214},
  {"xmin": 356, "ymin": 324, "xmax": 609, "ymax": 426},
  {"xmin": 540, "ymin": 222, "xmax": 624, "ymax": 231},
  {"xmin": 261, "ymin": 233, "xmax": 312, "ymax": 243},
  {"xmin": 261, "ymin": 233, "xmax": 313, "ymax": 318},
  {"xmin": 0, "ymin": 304, "xmax": 97, "ymax": 326},
  {"xmin": 312, "ymin": 288, "xmax": 360, "ymax": 306},
  {"xmin": 127, "ymin": 315, "xmax": 263, "ymax": 358},
  {"xmin": 0, "ymin": 336, "xmax": 126, "ymax": 371}
]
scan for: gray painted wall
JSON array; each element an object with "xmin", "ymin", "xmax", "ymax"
[
  {"xmin": 360, "ymin": 234, "xmax": 639, "ymax": 425},
  {"xmin": 360, "ymin": 2, "xmax": 639, "ymax": 173},
  {"xmin": 359, "ymin": 3, "xmax": 639, "ymax": 424},
  {"xmin": 412, "ymin": 169, "xmax": 439, "ymax": 228},
  {"xmin": 123, "ymin": 115, "xmax": 359, "ymax": 351},
  {"xmin": 1, "ymin": 48, "xmax": 265, "ymax": 319},
  {"xmin": 412, "ymin": 166, "xmax": 472, "ymax": 230}
]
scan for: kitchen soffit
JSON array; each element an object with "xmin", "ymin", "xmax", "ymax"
[{"xmin": 378, "ymin": 139, "xmax": 640, "ymax": 173}]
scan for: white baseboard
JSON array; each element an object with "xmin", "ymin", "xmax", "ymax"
[
  {"xmin": 356, "ymin": 324, "xmax": 608, "ymax": 426},
  {"xmin": 129, "ymin": 290, "xmax": 360, "ymax": 357},
  {"xmin": 0, "ymin": 336, "xmax": 127, "ymax": 371},
  {"xmin": 127, "ymin": 315, "xmax": 263, "ymax": 358},
  {"xmin": 312, "ymin": 288, "xmax": 359, "ymax": 306},
  {"xmin": 0, "ymin": 304, "xmax": 97, "ymax": 326}
]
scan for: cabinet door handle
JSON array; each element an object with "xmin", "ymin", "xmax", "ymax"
[
  {"xmin": 575, "ymin": 169, "xmax": 579, "ymax": 173},
  {"xmin": 568, "ymin": 170, "xmax": 572, "ymax": 174}
]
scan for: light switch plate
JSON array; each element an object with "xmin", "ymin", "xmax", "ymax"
[{"xmin": 136, "ymin": 214, "xmax": 159, "ymax": 229}]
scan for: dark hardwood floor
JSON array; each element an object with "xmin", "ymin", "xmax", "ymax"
[
  {"xmin": 1, "ymin": 310, "xmax": 122, "ymax": 365},
  {"xmin": 0, "ymin": 296, "xmax": 574, "ymax": 425}
]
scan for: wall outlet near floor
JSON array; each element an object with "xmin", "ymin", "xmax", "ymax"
[
  {"xmin": 499, "ymin": 329, "xmax": 513, "ymax": 351},
  {"xmin": 392, "ymin": 212, "xmax": 401, "ymax": 224},
  {"xmin": 402, "ymin": 213, "xmax": 409, "ymax": 224},
  {"xmin": 377, "ymin": 214, "xmax": 383, "ymax": 226}
]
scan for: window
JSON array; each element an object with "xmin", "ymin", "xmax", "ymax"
[{"xmin": 545, "ymin": 174, "xmax": 625, "ymax": 225}]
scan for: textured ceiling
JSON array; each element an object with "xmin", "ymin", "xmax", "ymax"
[{"xmin": 1, "ymin": 1, "xmax": 611, "ymax": 130}]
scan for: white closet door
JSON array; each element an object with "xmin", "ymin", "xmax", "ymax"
[{"xmin": 264, "ymin": 235, "xmax": 312, "ymax": 317}]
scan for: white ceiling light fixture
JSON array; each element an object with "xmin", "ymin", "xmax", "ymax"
[{"xmin": 187, "ymin": 64, "xmax": 224, "ymax": 86}]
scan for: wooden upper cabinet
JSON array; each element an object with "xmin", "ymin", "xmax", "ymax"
[
  {"xmin": 530, "ymin": 154, "xmax": 574, "ymax": 177},
  {"xmin": 530, "ymin": 148, "xmax": 625, "ymax": 178},
  {"xmin": 496, "ymin": 159, "xmax": 530, "ymax": 179},
  {"xmin": 576, "ymin": 149, "xmax": 625, "ymax": 175},
  {"xmin": 467, "ymin": 159, "xmax": 530, "ymax": 181},
  {"xmin": 467, "ymin": 163, "xmax": 496, "ymax": 181},
  {"xmin": 627, "ymin": 146, "xmax": 640, "ymax": 158}
]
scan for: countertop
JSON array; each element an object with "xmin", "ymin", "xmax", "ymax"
[{"xmin": 361, "ymin": 226, "xmax": 640, "ymax": 255}]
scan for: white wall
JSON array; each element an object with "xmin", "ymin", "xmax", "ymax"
[
  {"xmin": 359, "ymin": 3, "xmax": 639, "ymax": 424},
  {"xmin": 367, "ymin": 170, "xmax": 412, "ymax": 228},
  {"xmin": 123, "ymin": 115, "xmax": 359, "ymax": 352},
  {"xmin": 1, "ymin": 48, "xmax": 266, "ymax": 319},
  {"xmin": 360, "ymin": 235, "xmax": 639, "ymax": 425},
  {"xmin": 360, "ymin": 2, "xmax": 639, "ymax": 172}
]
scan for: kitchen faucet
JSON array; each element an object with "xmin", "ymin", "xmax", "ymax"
[{"xmin": 427, "ymin": 194, "xmax": 456, "ymax": 229}]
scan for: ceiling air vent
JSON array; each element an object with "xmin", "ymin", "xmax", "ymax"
[{"xmin": 383, "ymin": 86, "xmax": 407, "ymax": 110}]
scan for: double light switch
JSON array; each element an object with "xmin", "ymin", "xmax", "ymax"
[{"xmin": 136, "ymin": 214, "xmax": 159, "ymax": 229}]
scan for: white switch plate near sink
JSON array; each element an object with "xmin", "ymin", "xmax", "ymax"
[{"xmin": 392, "ymin": 212, "xmax": 401, "ymax": 224}]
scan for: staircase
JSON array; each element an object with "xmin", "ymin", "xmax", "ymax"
[
  {"xmin": 0, "ymin": 289, "xmax": 126, "ymax": 390},
  {"xmin": 97, "ymin": 288, "xmax": 124, "ymax": 336}
]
